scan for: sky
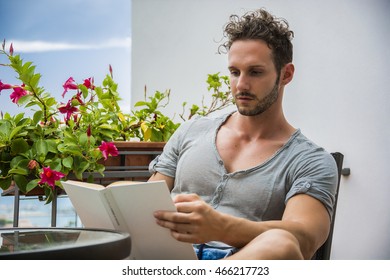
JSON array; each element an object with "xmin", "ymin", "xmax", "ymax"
[
  {"xmin": 0, "ymin": 0, "xmax": 132, "ymax": 115},
  {"xmin": 0, "ymin": 0, "xmax": 131, "ymax": 224}
]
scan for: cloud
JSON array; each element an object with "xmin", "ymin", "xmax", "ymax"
[{"xmin": 6, "ymin": 37, "xmax": 131, "ymax": 53}]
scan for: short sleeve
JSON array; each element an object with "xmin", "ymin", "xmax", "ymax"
[
  {"xmin": 285, "ymin": 150, "xmax": 339, "ymax": 219},
  {"xmin": 148, "ymin": 119, "xmax": 194, "ymax": 178}
]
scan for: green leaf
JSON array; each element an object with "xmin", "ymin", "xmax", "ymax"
[
  {"xmin": 79, "ymin": 84, "xmax": 88, "ymax": 98},
  {"xmin": 8, "ymin": 167, "xmax": 29, "ymax": 176},
  {"xmin": 62, "ymin": 157, "xmax": 73, "ymax": 169},
  {"xmin": 0, "ymin": 121, "xmax": 12, "ymax": 136},
  {"xmin": 13, "ymin": 174, "xmax": 29, "ymax": 193},
  {"xmin": 134, "ymin": 101, "xmax": 148, "ymax": 107},
  {"xmin": 11, "ymin": 157, "xmax": 30, "ymax": 170},
  {"xmin": 46, "ymin": 139, "xmax": 58, "ymax": 153},
  {"xmin": 30, "ymin": 73, "xmax": 41, "ymax": 88},
  {"xmin": 10, "ymin": 138, "xmax": 30, "ymax": 154},
  {"xmin": 26, "ymin": 179, "xmax": 41, "ymax": 193},
  {"xmin": 34, "ymin": 139, "xmax": 48, "ymax": 157},
  {"xmin": 44, "ymin": 189, "xmax": 54, "ymax": 204},
  {"xmin": 0, "ymin": 177, "xmax": 12, "ymax": 191},
  {"xmin": 150, "ymin": 128, "xmax": 163, "ymax": 142},
  {"xmin": 79, "ymin": 133, "xmax": 89, "ymax": 146},
  {"xmin": 45, "ymin": 97, "xmax": 57, "ymax": 107},
  {"xmin": 73, "ymin": 156, "xmax": 90, "ymax": 172},
  {"xmin": 48, "ymin": 158, "xmax": 62, "ymax": 170},
  {"xmin": 33, "ymin": 111, "xmax": 43, "ymax": 125},
  {"xmin": 14, "ymin": 113, "xmax": 26, "ymax": 124},
  {"xmin": 9, "ymin": 125, "xmax": 26, "ymax": 141}
]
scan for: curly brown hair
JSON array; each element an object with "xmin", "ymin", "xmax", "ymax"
[{"xmin": 219, "ymin": 8, "xmax": 294, "ymax": 73}]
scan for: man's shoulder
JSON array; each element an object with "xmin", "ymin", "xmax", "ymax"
[
  {"xmin": 286, "ymin": 130, "xmax": 333, "ymax": 161},
  {"xmin": 182, "ymin": 111, "xmax": 233, "ymax": 128}
]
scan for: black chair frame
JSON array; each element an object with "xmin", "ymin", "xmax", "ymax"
[{"xmin": 312, "ymin": 152, "xmax": 344, "ymax": 260}]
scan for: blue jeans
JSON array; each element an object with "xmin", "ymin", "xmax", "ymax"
[{"xmin": 193, "ymin": 244, "xmax": 238, "ymax": 260}]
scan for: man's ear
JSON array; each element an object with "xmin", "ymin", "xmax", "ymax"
[{"xmin": 280, "ymin": 63, "xmax": 295, "ymax": 85}]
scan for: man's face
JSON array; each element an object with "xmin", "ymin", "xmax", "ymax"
[{"xmin": 228, "ymin": 39, "xmax": 280, "ymax": 116}]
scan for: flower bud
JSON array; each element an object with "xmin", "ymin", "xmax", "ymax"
[
  {"xmin": 87, "ymin": 125, "xmax": 92, "ymax": 137},
  {"xmin": 9, "ymin": 43, "xmax": 13, "ymax": 56},
  {"xmin": 109, "ymin": 64, "xmax": 113, "ymax": 78},
  {"xmin": 27, "ymin": 160, "xmax": 39, "ymax": 170}
]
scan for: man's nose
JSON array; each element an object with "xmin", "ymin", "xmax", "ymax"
[{"xmin": 236, "ymin": 74, "xmax": 250, "ymax": 92}]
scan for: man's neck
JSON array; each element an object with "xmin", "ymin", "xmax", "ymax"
[{"xmin": 227, "ymin": 110, "xmax": 295, "ymax": 142}]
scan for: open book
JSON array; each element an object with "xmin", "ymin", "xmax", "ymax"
[{"xmin": 62, "ymin": 180, "xmax": 197, "ymax": 260}]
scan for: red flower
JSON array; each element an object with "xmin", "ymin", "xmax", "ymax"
[
  {"xmin": 58, "ymin": 100, "xmax": 79, "ymax": 122},
  {"xmin": 98, "ymin": 141, "xmax": 118, "ymax": 160},
  {"xmin": 83, "ymin": 77, "xmax": 95, "ymax": 90},
  {"xmin": 10, "ymin": 86, "xmax": 28, "ymax": 104},
  {"xmin": 62, "ymin": 77, "xmax": 78, "ymax": 98},
  {"xmin": 0, "ymin": 80, "xmax": 12, "ymax": 93},
  {"xmin": 38, "ymin": 167, "xmax": 65, "ymax": 189}
]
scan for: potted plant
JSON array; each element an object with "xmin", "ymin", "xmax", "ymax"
[{"xmin": 0, "ymin": 40, "xmax": 233, "ymax": 203}]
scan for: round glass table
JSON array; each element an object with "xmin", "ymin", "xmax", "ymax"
[{"xmin": 0, "ymin": 227, "xmax": 131, "ymax": 259}]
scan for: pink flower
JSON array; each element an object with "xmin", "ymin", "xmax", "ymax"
[
  {"xmin": 98, "ymin": 141, "xmax": 119, "ymax": 160},
  {"xmin": 38, "ymin": 167, "xmax": 65, "ymax": 189},
  {"xmin": 10, "ymin": 86, "xmax": 28, "ymax": 104},
  {"xmin": 0, "ymin": 80, "xmax": 12, "ymax": 93},
  {"xmin": 83, "ymin": 77, "xmax": 95, "ymax": 90},
  {"xmin": 58, "ymin": 100, "xmax": 79, "ymax": 122},
  {"xmin": 9, "ymin": 43, "xmax": 14, "ymax": 56},
  {"xmin": 62, "ymin": 77, "xmax": 78, "ymax": 98}
]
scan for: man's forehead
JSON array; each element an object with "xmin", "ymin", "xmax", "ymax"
[{"xmin": 228, "ymin": 40, "xmax": 274, "ymax": 66}]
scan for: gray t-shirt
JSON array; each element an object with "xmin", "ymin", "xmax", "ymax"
[{"xmin": 149, "ymin": 112, "xmax": 338, "ymax": 224}]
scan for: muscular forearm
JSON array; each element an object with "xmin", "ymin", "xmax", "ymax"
[{"xmin": 218, "ymin": 197, "xmax": 330, "ymax": 259}]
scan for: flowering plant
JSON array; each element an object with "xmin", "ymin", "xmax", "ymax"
[
  {"xmin": 0, "ymin": 41, "xmax": 130, "ymax": 202},
  {"xmin": 0, "ymin": 40, "xmax": 233, "ymax": 203}
]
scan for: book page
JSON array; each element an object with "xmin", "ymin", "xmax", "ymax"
[
  {"xmin": 109, "ymin": 180, "xmax": 197, "ymax": 260},
  {"xmin": 62, "ymin": 180, "xmax": 115, "ymax": 230}
]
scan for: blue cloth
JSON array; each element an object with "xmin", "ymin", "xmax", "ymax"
[{"xmin": 193, "ymin": 244, "xmax": 238, "ymax": 260}]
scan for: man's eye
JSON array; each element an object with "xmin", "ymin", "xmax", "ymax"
[
  {"xmin": 230, "ymin": 71, "xmax": 239, "ymax": 76},
  {"xmin": 251, "ymin": 71, "xmax": 262, "ymax": 75}
]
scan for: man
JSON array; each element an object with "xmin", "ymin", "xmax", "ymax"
[{"xmin": 149, "ymin": 8, "xmax": 338, "ymax": 260}]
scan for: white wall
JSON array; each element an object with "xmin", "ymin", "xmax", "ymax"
[{"xmin": 132, "ymin": 0, "xmax": 390, "ymax": 259}]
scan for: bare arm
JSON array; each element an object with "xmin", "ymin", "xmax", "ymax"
[
  {"xmin": 148, "ymin": 171, "xmax": 175, "ymax": 192},
  {"xmin": 154, "ymin": 193, "xmax": 330, "ymax": 259}
]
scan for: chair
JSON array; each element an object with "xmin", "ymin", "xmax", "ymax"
[{"xmin": 312, "ymin": 152, "xmax": 344, "ymax": 260}]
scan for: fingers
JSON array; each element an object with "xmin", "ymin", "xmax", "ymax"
[
  {"xmin": 173, "ymin": 193, "xmax": 200, "ymax": 203},
  {"xmin": 154, "ymin": 212, "xmax": 202, "ymax": 243},
  {"xmin": 154, "ymin": 194, "xmax": 211, "ymax": 244},
  {"xmin": 154, "ymin": 210, "xmax": 190, "ymax": 224},
  {"xmin": 155, "ymin": 216, "xmax": 194, "ymax": 233},
  {"xmin": 171, "ymin": 230, "xmax": 202, "ymax": 243}
]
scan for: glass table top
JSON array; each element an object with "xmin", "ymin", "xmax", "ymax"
[{"xmin": 0, "ymin": 227, "xmax": 131, "ymax": 259}]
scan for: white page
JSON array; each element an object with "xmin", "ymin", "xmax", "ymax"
[
  {"xmin": 62, "ymin": 181, "xmax": 115, "ymax": 230},
  {"xmin": 108, "ymin": 180, "xmax": 197, "ymax": 260}
]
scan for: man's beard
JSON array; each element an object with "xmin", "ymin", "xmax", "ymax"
[{"xmin": 235, "ymin": 79, "xmax": 280, "ymax": 117}]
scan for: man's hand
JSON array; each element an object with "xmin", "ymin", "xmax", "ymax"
[{"xmin": 154, "ymin": 193, "xmax": 226, "ymax": 244}]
